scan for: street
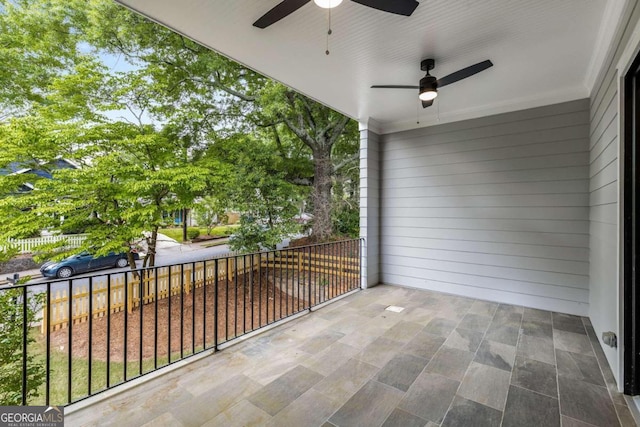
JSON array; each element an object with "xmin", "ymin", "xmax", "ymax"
[{"xmin": 22, "ymin": 240, "xmax": 234, "ymax": 293}]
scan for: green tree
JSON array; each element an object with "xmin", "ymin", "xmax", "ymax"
[
  {"xmin": 193, "ymin": 196, "xmax": 227, "ymax": 236},
  {"xmin": 0, "ymin": 62, "xmax": 212, "ymax": 268},
  {"xmin": 0, "ymin": 0, "xmax": 360, "ymax": 266},
  {"xmin": 75, "ymin": 0, "xmax": 359, "ymax": 241},
  {"xmin": 0, "ymin": 0, "xmax": 82, "ymax": 119},
  {"xmin": 0, "ymin": 287, "xmax": 45, "ymax": 405},
  {"xmin": 204, "ymin": 134, "xmax": 301, "ymax": 252}
]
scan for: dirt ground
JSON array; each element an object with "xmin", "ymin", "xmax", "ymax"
[{"xmin": 49, "ymin": 269, "xmax": 358, "ymax": 363}]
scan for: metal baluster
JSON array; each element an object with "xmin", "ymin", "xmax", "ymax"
[
  {"xmin": 192, "ymin": 262, "xmax": 195, "ymax": 355},
  {"xmin": 107, "ymin": 274, "xmax": 111, "ymax": 388},
  {"xmin": 180, "ymin": 263, "xmax": 184, "ymax": 360},
  {"xmin": 22, "ymin": 285, "xmax": 28, "ymax": 405},
  {"xmin": 279, "ymin": 251, "xmax": 282, "ymax": 320},
  {"xmin": 46, "ymin": 282, "xmax": 51, "ymax": 405},
  {"xmin": 214, "ymin": 260, "xmax": 218, "ymax": 350},
  {"xmin": 67, "ymin": 279, "xmax": 72, "ymax": 403},
  {"xmin": 260, "ymin": 252, "xmax": 269, "ymax": 325},
  {"xmin": 225, "ymin": 258, "xmax": 229, "ymax": 341},
  {"xmin": 124, "ymin": 272, "xmax": 128, "ymax": 381},
  {"xmin": 285, "ymin": 248, "xmax": 289, "ymax": 317},
  {"xmin": 272, "ymin": 251, "xmax": 276, "ymax": 322},
  {"xmin": 203, "ymin": 261, "xmax": 207, "ymax": 350},
  {"xmin": 154, "ymin": 267, "xmax": 158, "ymax": 369},
  {"xmin": 168, "ymin": 266, "xmax": 172, "ymax": 364},
  {"xmin": 250, "ymin": 255, "xmax": 254, "ymax": 331},
  {"xmin": 243, "ymin": 255, "xmax": 247, "ymax": 335},
  {"xmin": 139, "ymin": 270, "xmax": 143, "ymax": 376},
  {"xmin": 88, "ymin": 276, "xmax": 93, "ymax": 396},
  {"xmin": 234, "ymin": 257, "xmax": 238, "ymax": 337}
]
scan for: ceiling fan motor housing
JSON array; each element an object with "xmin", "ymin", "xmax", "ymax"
[
  {"xmin": 420, "ymin": 75, "xmax": 437, "ymax": 93},
  {"xmin": 420, "ymin": 58, "xmax": 435, "ymax": 72}
]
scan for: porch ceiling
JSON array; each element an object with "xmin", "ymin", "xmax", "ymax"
[{"xmin": 114, "ymin": 0, "xmax": 618, "ymax": 133}]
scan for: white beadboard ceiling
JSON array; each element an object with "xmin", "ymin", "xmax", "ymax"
[{"xmin": 114, "ymin": 0, "xmax": 621, "ymax": 134}]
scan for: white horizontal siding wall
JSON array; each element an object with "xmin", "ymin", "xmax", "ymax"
[
  {"xmin": 379, "ymin": 99, "xmax": 591, "ymax": 315},
  {"xmin": 360, "ymin": 125, "xmax": 380, "ymax": 288},
  {"xmin": 588, "ymin": 0, "xmax": 640, "ymax": 387},
  {"xmin": 590, "ymin": 57, "xmax": 621, "ymax": 386}
]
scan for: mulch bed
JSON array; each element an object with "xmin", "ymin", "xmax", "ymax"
[{"xmin": 49, "ymin": 269, "xmax": 358, "ymax": 363}]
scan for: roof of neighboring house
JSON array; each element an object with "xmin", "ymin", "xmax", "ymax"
[
  {"xmin": 0, "ymin": 158, "xmax": 80, "ymax": 191},
  {"xmin": 0, "ymin": 158, "xmax": 79, "ymax": 177}
]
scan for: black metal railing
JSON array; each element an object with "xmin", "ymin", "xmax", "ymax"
[{"xmin": 0, "ymin": 239, "xmax": 362, "ymax": 406}]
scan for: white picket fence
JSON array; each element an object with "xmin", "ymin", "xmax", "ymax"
[{"xmin": 8, "ymin": 234, "xmax": 87, "ymax": 254}]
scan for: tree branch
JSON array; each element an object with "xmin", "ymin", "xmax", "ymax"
[
  {"xmin": 333, "ymin": 151, "xmax": 359, "ymax": 174},
  {"xmin": 271, "ymin": 127, "xmax": 288, "ymax": 159},
  {"xmin": 327, "ymin": 115, "xmax": 351, "ymax": 147},
  {"xmin": 212, "ymin": 71, "xmax": 256, "ymax": 102}
]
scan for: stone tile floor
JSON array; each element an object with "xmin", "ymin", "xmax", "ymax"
[{"xmin": 67, "ymin": 285, "xmax": 638, "ymax": 426}]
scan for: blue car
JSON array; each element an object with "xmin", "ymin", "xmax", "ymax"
[{"xmin": 40, "ymin": 251, "xmax": 140, "ymax": 279}]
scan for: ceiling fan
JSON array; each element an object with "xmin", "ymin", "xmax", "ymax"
[
  {"xmin": 372, "ymin": 58, "xmax": 494, "ymax": 108},
  {"xmin": 253, "ymin": 0, "xmax": 419, "ymax": 29}
]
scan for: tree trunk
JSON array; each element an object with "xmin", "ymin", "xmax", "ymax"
[
  {"xmin": 182, "ymin": 208, "xmax": 188, "ymax": 241},
  {"xmin": 311, "ymin": 147, "xmax": 333, "ymax": 241},
  {"xmin": 126, "ymin": 251, "xmax": 140, "ymax": 279},
  {"xmin": 144, "ymin": 228, "xmax": 158, "ymax": 268}
]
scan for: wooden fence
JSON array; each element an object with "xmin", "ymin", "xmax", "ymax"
[
  {"xmin": 7, "ymin": 234, "xmax": 87, "ymax": 254},
  {"xmin": 41, "ymin": 254, "xmax": 259, "ymax": 333},
  {"xmin": 41, "ymin": 251, "xmax": 359, "ymax": 333},
  {"xmin": 261, "ymin": 251, "xmax": 360, "ymax": 279}
]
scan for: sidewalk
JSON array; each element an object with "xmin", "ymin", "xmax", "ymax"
[{"xmin": 0, "ymin": 268, "xmax": 42, "ymax": 286}]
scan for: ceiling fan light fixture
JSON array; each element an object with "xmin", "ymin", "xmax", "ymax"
[
  {"xmin": 419, "ymin": 75, "xmax": 438, "ymax": 101},
  {"xmin": 419, "ymin": 90, "xmax": 438, "ymax": 101},
  {"xmin": 314, "ymin": 0, "xmax": 343, "ymax": 8}
]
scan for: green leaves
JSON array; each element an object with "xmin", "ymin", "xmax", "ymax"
[
  {"xmin": 206, "ymin": 134, "xmax": 302, "ymax": 252},
  {"xmin": 0, "ymin": 289, "xmax": 46, "ymax": 405},
  {"xmin": 0, "ymin": 0, "xmax": 360, "ymax": 265},
  {"xmin": 194, "ymin": 196, "xmax": 227, "ymax": 236}
]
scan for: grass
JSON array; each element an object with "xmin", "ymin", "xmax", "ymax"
[
  {"xmin": 159, "ymin": 225, "xmax": 238, "ymax": 242},
  {"xmin": 29, "ymin": 330, "xmax": 205, "ymax": 406}
]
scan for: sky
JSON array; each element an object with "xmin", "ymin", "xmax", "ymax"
[{"xmin": 97, "ymin": 49, "xmax": 156, "ymax": 125}]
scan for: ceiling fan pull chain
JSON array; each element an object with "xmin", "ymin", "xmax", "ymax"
[{"xmin": 326, "ymin": 7, "xmax": 332, "ymax": 55}]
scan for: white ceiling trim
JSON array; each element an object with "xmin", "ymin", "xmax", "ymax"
[
  {"xmin": 377, "ymin": 85, "xmax": 590, "ymax": 135},
  {"xmin": 585, "ymin": 0, "xmax": 632, "ymax": 93}
]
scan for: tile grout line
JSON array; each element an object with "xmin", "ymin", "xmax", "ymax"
[
  {"xmin": 498, "ymin": 304, "xmax": 526, "ymax": 426},
  {"xmin": 561, "ymin": 413, "xmax": 601, "ymax": 427},
  {"xmin": 553, "ymin": 314, "xmax": 563, "ymax": 426},
  {"xmin": 317, "ymin": 293, "xmax": 429, "ymax": 426},
  {"xmin": 581, "ymin": 317, "xmax": 628, "ymax": 427},
  {"xmin": 509, "ymin": 383, "xmax": 562, "ymax": 401},
  {"xmin": 399, "ymin": 302, "xmax": 470, "ymax": 424},
  {"xmin": 312, "ymin": 298, "xmax": 386, "ymax": 426},
  {"xmin": 440, "ymin": 301, "xmax": 501, "ymax": 425}
]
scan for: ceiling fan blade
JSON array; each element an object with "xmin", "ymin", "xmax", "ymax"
[
  {"xmin": 436, "ymin": 60, "xmax": 493, "ymax": 88},
  {"xmin": 351, "ymin": 0, "xmax": 419, "ymax": 16},
  {"xmin": 253, "ymin": 0, "xmax": 311, "ymax": 28},
  {"xmin": 371, "ymin": 85, "xmax": 419, "ymax": 89},
  {"xmin": 422, "ymin": 99, "xmax": 434, "ymax": 108}
]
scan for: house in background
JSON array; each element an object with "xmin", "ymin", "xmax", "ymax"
[
  {"xmin": 0, "ymin": 158, "xmax": 79, "ymax": 192},
  {"xmin": 113, "ymin": 0, "xmax": 640, "ymax": 409}
]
